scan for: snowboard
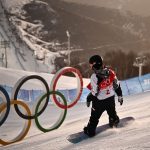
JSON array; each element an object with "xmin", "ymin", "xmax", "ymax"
[{"xmin": 67, "ymin": 116, "xmax": 135, "ymax": 144}]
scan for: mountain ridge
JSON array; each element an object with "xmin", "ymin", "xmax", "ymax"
[{"xmin": 0, "ymin": 0, "xmax": 150, "ymax": 79}]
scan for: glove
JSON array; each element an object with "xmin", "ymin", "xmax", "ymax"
[
  {"xmin": 118, "ymin": 96, "xmax": 123, "ymax": 105},
  {"xmin": 86, "ymin": 101, "xmax": 91, "ymax": 107}
]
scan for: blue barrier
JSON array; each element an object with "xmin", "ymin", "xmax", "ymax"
[
  {"xmin": 123, "ymin": 77, "xmax": 143, "ymax": 95},
  {"xmin": 0, "ymin": 74, "xmax": 150, "ymax": 102},
  {"xmin": 121, "ymin": 73, "xmax": 150, "ymax": 96},
  {"xmin": 139, "ymin": 74, "xmax": 150, "ymax": 92},
  {"xmin": 120, "ymin": 81, "xmax": 129, "ymax": 96}
]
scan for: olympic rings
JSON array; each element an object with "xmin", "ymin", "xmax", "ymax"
[
  {"xmin": 11, "ymin": 75, "xmax": 49, "ymax": 120},
  {"xmin": 0, "ymin": 86, "xmax": 10, "ymax": 127},
  {"xmin": 35, "ymin": 91, "xmax": 67, "ymax": 132},
  {"xmin": 50, "ymin": 67, "xmax": 83, "ymax": 109},
  {"xmin": 0, "ymin": 100, "xmax": 31, "ymax": 146},
  {"xmin": 0, "ymin": 67, "xmax": 83, "ymax": 146}
]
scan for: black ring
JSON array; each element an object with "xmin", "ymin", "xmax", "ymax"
[
  {"xmin": 0, "ymin": 86, "xmax": 10, "ymax": 126},
  {"xmin": 11, "ymin": 75, "xmax": 49, "ymax": 120}
]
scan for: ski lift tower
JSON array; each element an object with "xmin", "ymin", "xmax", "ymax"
[
  {"xmin": 0, "ymin": 40, "xmax": 10, "ymax": 68},
  {"xmin": 133, "ymin": 56, "xmax": 147, "ymax": 77},
  {"xmin": 66, "ymin": 30, "xmax": 71, "ymax": 66}
]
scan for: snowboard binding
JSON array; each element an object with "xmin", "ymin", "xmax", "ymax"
[
  {"xmin": 83, "ymin": 126, "xmax": 96, "ymax": 137},
  {"xmin": 109, "ymin": 117, "xmax": 120, "ymax": 128}
]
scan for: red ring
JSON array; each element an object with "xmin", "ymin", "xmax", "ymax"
[{"xmin": 50, "ymin": 67, "xmax": 83, "ymax": 109}]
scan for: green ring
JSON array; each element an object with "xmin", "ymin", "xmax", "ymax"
[{"xmin": 34, "ymin": 91, "xmax": 67, "ymax": 132}]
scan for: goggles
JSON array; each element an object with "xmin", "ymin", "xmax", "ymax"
[{"xmin": 90, "ymin": 63, "xmax": 110, "ymax": 78}]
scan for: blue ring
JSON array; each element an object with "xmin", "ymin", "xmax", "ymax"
[{"xmin": 0, "ymin": 86, "xmax": 10, "ymax": 126}]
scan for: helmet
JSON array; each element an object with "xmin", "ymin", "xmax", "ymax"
[
  {"xmin": 89, "ymin": 55, "xmax": 103, "ymax": 70},
  {"xmin": 89, "ymin": 55, "xmax": 103, "ymax": 65}
]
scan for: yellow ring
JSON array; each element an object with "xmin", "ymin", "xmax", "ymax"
[{"xmin": 0, "ymin": 100, "xmax": 31, "ymax": 146}]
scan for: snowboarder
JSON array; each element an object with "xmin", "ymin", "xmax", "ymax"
[{"xmin": 84, "ymin": 55, "xmax": 123, "ymax": 137}]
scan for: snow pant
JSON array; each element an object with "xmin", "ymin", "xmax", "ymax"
[{"xmin": 86, "ymin": 95, "xmax": 119, "ymax": 135}]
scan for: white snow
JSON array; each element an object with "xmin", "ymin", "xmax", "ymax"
[
  {"xmin": 0, "ymin": 68, "xmax": 150, "ymax": 150},
  {"xmin": 0, "ymin": 67, "xmax": 90, "ymax": 89},
  {"xmin": 0, "ymin": 0, "xmax": 68, "ymax": 73},
  {"xmin": 0, "ymin": 0, "xmax": 150, "ymax": 149}
]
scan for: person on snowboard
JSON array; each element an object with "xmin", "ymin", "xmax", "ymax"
[{"xmin": 84, "ymin": 55, "xmax": 123, "ymax": 137}]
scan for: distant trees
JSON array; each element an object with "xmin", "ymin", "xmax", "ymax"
[
  {"xmin": 142, "ymin": 52, "xmax": 150, "ymax": 75},
  {"xmin": 104, "ymin": 50, "xmax": 150, "ymax": 80},
  {"xmin": 54, "ymin": 49, "xmax": 150, "ymax": 80}
]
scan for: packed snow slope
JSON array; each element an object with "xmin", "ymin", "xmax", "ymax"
[{"xmin": 0, "ymin": 68, "xmax": 150, "ymax": 150}]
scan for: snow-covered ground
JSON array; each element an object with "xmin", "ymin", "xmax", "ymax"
[
  {"xmin": 0, "ymin": 1, "xmax": 41, "ymax": 72},
  {"xmin": 0, "ymin": 0, "xmax": 67, "ymax": 73},
  {"xmin": 0, "ymin": 68, "xmax": 150, "ymax": 150},
  {"xmin": 0, "ymin": 67, "xmax": 90, "ymax": 89}
]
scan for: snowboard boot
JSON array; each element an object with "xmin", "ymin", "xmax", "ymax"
[
  {"xmin": 83, "ymin": 126, "xmax": 95, "ymax": 137},
  {"xmin": 109, "ymin": 116, "xmax": 120, "ymax": 128}
]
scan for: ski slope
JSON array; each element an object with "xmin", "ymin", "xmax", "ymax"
[
  {"xmin": 0, "ymin": 68, "xmax": 150, "ymax": 150},
  {"xmin": 0, "ymin": 0, "xmax": 61, "ymax": 73},
  {"xmin": 0, "ymin": 1, "xmax": 38, "ymax": 71}
]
